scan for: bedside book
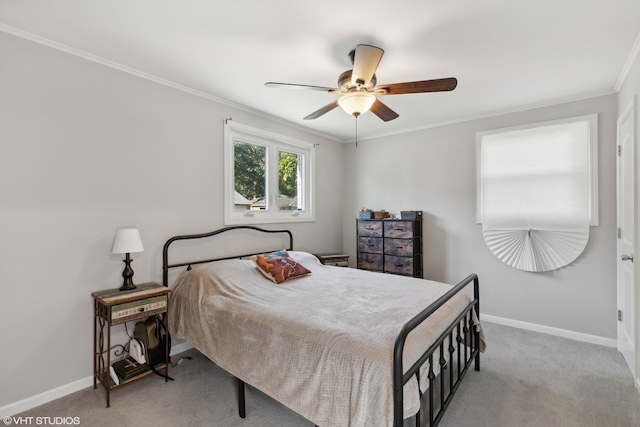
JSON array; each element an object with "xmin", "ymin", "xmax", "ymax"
[{"xmin": 113, "ymin": 357, "xmax": 150, "ymax": 380}]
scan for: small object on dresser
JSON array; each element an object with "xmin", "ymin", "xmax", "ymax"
[
  {"xmin": 112, "ymin": 357, "xmax": 150, "ymax": 380},
  {"xmin": 359, "ymin": 211, "xmax": 373, "ymax": 219},
  {"xmin": 373, "ymin": 210, "xmax": 390, "ymax": 219},
  {"xmin": 400, "ymin": 210, "xmax": 423, "ymax": 220}
]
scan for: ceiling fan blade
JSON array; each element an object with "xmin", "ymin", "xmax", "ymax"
[
  {"xmin": 303, "ymin": 100, "xmax": 340, "ymax": 120},
  {"xmin": 265, "ymin": 82, "xmax": 338, "ymax": 92},
  {"xmin": 351, "ymin": 45, "xmax": 384, "ymax": 87},
  {"xmin": 375, "ymin": 77, "xmax": 458, "ymax": 95},
  {"xmin": 370, "ymin": 99, "xmax": 399, "ymax": 122}
]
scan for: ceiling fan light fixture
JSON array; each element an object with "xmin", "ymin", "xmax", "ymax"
[
  {"xmin": 266, "ymin": 45, "xmax": 456, "ymax": 122},
  {"xmin": 338, "ymin": 91, "xmax": 376, "ymax": 117}
]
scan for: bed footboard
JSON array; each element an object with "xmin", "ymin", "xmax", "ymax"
[{"xmin": 393, "ymin": 274, "xmax": 480, "ymax": 427}]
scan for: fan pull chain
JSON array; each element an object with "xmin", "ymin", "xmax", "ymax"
[{"xmin": 355, "ymin": 114, "xmax": 359, "ymax": 148}]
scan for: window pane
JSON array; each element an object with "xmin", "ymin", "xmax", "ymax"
[
  {"xmin": 234, "ymin": 140, "xmax": 266, "ymax": 211},
  {"xmin": 278, "ymin": 150, "xmax": 303, "ymax": 211}
]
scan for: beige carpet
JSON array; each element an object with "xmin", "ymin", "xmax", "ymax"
[{"xmin": 14, "ymin": 322, "xmax": 640, "ymax": 426}]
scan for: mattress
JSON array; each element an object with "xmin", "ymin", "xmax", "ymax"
[{"xmin": 168, "ymin": 251, "xmax": 479, "ymax": 426}]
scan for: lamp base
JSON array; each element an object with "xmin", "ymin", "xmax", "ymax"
[
  {"xmin": 119, "ymin": 254, "xmax": 137, "ymax": 291},
  {"xmin": 119, "ymin": 281, "xmax": 137, "ymax": 291}
]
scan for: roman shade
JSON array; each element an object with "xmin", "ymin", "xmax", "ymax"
[{"xmin": 477, "ymin": 115, "xmax": 596, "ymax": 272}]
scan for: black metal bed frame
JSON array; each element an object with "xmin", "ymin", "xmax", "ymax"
[{"xmin": 162, "ymin": 225, "xmax": 480, "ymax": 427}]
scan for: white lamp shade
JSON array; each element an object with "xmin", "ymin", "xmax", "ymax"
[
  {"xmin": 338, "ymin": 91, "xmax": 376, "ymax": 116},
  {"xmin": 111, "ymin": 228, "xmax": 144, "ymax": 254}
]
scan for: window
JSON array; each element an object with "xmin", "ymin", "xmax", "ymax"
[
  {"xmin": 476, "ymin": 114, "xmax": 598, "ymax": 271},
  {"xmin": 477, "ymin": 114, "xmax": 598, "ymax": 226},
  {"xmin": 224, "ymin": 121, "xmax": 315, "ymax": 225}
]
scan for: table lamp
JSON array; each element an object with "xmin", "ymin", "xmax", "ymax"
[{"xmin": 111, "ymin": 227, "xmax": 144, "ymax": 291}]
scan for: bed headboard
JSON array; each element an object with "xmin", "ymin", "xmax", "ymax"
[{"xmin": 162, "ymin": 225, "xmax": 294, "ymax": 287}]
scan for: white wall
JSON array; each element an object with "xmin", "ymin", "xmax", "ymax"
[
  {"xmin": 617, "ymin": 42, "xmax": 640, "ymax": 388},
  {"xmin": 0, "ymin": 32, "xmax": 344, "ymax": 409},
  {"xmin": 343, "ymin": 94, "xmax": 618, "ymax": 341}
]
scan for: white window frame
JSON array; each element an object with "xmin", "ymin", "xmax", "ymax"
[
  {"xmin": 224, "ymin": 121, "xmax": 315, "ymax": 225},
  {"xmin": 476, "ymin": 114, "xmax": 599, "ymax": 226}
]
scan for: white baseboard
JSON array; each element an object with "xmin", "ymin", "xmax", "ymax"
[
  {"xmin": 481, "ymin": 313, "xmax": 617, "ymax": 348},
  {"xmin": 0, "ymin": 341, "xmax": 194, "ymax": 419},
  {"xmin": 0, "ymin": 376, "xmax": 94, "ymax": 419}
]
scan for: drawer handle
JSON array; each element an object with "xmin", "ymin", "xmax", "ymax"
[
  {"xmin": 139, "ymin": 307, "xmax": 145, "ymax": 313},
  {"xmin": 393, "ymin": 228, "xmax": 405, "ymax": 231},
  {"xmin": 396, "ymin": 246, "xmax": 404, "ymax": 249},
  {"xmin": 394, "ymin": 263, "xmax": 404, "ymax": 267},
  {"xmin": 367, "ymin": 243, "xmax": 375, "ymax": 246}
]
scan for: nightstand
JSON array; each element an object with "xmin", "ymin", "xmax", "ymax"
[
  {"xmin": 92, "ymin": 282, "xmax": 170, "ymax": 407},
  {"xmin": 314, "ymin": 253, "xmax": 350, "ymax": 267}
]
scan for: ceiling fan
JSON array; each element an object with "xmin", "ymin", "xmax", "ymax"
[{"xmin": 265, "ymin": 44, "xmax": 457, "ymax": 122}]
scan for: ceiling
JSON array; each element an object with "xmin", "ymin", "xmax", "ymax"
[{"xmin": 2, "ymin": 0, "xmax": 640, "ymax": 142}]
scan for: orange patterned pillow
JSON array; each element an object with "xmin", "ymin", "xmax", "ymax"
[{"xmin": 254, "ymin": 250, "xmax": 311, "ymax": 284}]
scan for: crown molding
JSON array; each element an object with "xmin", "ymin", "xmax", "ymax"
[
  {"xmin": 346, "ymin": 89, "xmax": 616, "ymax": 144},
  {"xmin": 0, "ymin": 23, "xmax": 624, "ymax": 145},
  {"xmin": 615, "ymin": 31, "xmax": 640, "ymax": 91},
  {"xmin": 0, "ymin": 24, "xmax": 340, "ymax": 143}
]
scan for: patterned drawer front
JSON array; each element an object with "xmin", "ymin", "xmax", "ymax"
[
  {"xmin": 358, "ymin": 220, "xmax": 383, "ymax": 237},
  {"xmin": 384, "ymin": 238, "xmax": 414, "ymax": 257},
  {"xmin": 358, "ymin": 237, "xmax": 383, "ymax": 254},
  {"xmin": 111, "ymin": 295, "xmax": 167, "ymax": 324},
  {"xmin": 383, "ymin": 221, "xmax": 414, "ymax": 239},
  {"xmin": 384, "ymin": 255, "xmax": 414, "ymax": 276},
  {"xmin": 358, "ymin": 253, "xmax": 384, "ymax": 271}
]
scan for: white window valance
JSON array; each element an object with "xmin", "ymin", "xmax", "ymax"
[{"xmin": 476, "ymin": 114, "xmax": 597, "ymax": 272}]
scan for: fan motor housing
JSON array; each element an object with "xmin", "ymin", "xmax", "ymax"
[{"xmin": 338, "ymin": 70, "xmax": 376, "ymax": 92}]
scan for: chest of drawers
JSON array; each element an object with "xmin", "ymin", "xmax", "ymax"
[{"xmin": 356, "ymin": 218, "xmax": 423, "ymax": 278}]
